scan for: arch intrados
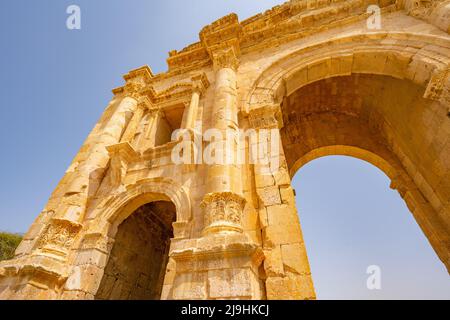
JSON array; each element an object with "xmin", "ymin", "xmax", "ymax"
[
  {"xmin": 289, "ymin": 146, "xmax": 397, "ymax": 180},
  {"xmin": 89, "ymin": 178, "xmax": 191, "ymax": 238}
]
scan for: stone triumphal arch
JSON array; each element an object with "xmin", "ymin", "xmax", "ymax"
[{"xmin": 1, "ymin": 0, "xmax": 449, "ymax": 300}]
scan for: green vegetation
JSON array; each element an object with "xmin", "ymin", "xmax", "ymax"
[{"xmin": 0, "ymin": 232, "xmax": 22, "ymax": 261}]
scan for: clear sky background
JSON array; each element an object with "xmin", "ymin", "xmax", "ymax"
[{"xmin": 0, "ymin": 0, "xmax": 448, "ymax": 299}]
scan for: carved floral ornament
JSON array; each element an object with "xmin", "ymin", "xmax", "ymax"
[
  {"xmin": 201, "ymin": 192, "xmax": 246, "ymax": 234},
  {"xmin": 123, "ymin": 81, "xmax": 144, "ymax": 100},
  {"xmin": 406, "ymin": 0, "xmax": 445, "ymax": 19},
  {"xmin": 210, "ymin": 45, "xmax": 240, "ymax": 71},
  {"xmin": 37, "ymin": 218, "xmax": 82, "ymax": 257},
  {"xmin": 424, "ymin": 65, "xmax": 450, "ymax": 101}
]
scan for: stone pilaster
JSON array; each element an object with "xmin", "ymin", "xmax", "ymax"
[
  {"xmin": 181, "ymin": 74, "xmax": 209, "ymax": 130},
  {"xmin": 249, "ymin": 103, "xmax": 316, "ymax": 300},
  {"xmin": 120, "ymin": 96, "xmax": 151, "ymax": 144}
]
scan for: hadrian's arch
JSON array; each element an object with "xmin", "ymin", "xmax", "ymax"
[{"xmin": 0, "ymin": 0, "xmax": 449, "ymax": 300}]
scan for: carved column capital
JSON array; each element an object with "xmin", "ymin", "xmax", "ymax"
[
  {"xmin": 424, "ymin": 66, "xmax": 450, "ymax": 102},
  {"xmin": 200, "ymin": 13, "xmax": 242, "ymax": 71},
  {"xmin": 248, "ymin": 104, "xmax": 284, "ymax": 129},
  {"xmin": 137, "ymin": 96, "xmax": 152, "ymax": 110},
  {"xmin": 191, "ymin": 73, "xmax": 210, "ymax": 95},
  {"xmin": 210, "ymin": 44, "xmax": 240, "ymax": 71},
  {"xmin": 123, "ymin": 82, "xmax": 144, "ymax": 100},
  {"xmin": 200, "ymin": 192, "xmax": 246, "ymax": 235}
]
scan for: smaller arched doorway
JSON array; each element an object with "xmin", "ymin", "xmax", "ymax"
[{"xmin": 95, "ymin": 201, "xmax": 176, "ymax": 300}]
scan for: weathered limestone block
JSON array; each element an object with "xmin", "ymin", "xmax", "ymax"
[
  {"xmin": 172, "ymin": 272, "xmax": 208, "ymax": 300},
  {"xmin": 258, "ymin": 186, "xmax": 282, "ymax": 207},
  {"xmin": 208, "ymin": 268, "xmax": 255, "ymax": 299},
  {"xmin": 281, "ymin": 243, "xmax": 311, "ymax": 276},
  {"xmin": 266, "ymin": 275, "xmax": 315, "ymax": 300}
]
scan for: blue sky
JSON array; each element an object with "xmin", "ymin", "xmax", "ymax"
[{"xmin": 0, "ymin": 0, "xmax": 448, "ymax": 299}]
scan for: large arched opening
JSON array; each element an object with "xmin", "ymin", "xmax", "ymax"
[
  {"xmin": 292, "ymin": 155, "xmax": 450, "ymax": 299},
  {"xmin": 244, "ymin": 33, "xmax": 450, "ymax": 299},
  {"xmin": 279, "ymin": 73, "xmax": 449, "ymax": 271},
  {"xmin": 95, "ymin": 200, "xmax": 176, "ymax": 300}
]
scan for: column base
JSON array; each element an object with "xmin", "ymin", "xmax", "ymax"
[{"xmin": 166, "ymin": 233, "xmax": 265, "ymax": 300}]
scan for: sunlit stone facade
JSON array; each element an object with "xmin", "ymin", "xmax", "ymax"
[{"xmin": 1, "ymin": 0, "xmax": 449, "ymax": 300}]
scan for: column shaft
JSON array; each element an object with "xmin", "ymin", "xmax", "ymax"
[
  {"xmin": 182, "ymin": 90, "xmax": 200, "ymax": 130},
  {"xmin": 60, "ymin": 95, "xmax": 138, "ymax": 223}
]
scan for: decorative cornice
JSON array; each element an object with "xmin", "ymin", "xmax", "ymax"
[
  {"xmin": 170, "ymin": 234, "xmax": 263, "ymax": 263},
  {"xmin": 114, "ymin": 72, "xmax": 210, "ymax": 110},
  {"xmin": 115, "ymin": 1, "xmax": 399, "ymax": 82},
  {"xmin": 0, "ymin": 256, "xmax": 68, "ymax": 287},
  {"xmin": 106, "ymin": 142, "xmax": 140, "ymax": 163},
  {"xmin": 200, "ymin": 13, "xmax": 242, "ymax": 71},
  {"xmin": 161, "ymin": 0, "xmax": 397, "ymax": 73},
  {"xmin": 123, "ymin": 65, "xmax": 154, "ymax": 84}
]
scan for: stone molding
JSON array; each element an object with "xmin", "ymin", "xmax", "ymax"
[{"xmin": 106, "ymin": 142, "xmax": 140, "ymax": 187}]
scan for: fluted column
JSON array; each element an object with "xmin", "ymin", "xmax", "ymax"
[
  {"xmin": 181, "ymin": 74, "xmax": 209, "ymax": 130},
  {"xmin": 144, "ymin": 108, "xmax": 164, "ymax": 148},
  {"xmin": 121, "ymin": 96, "xmax": 150, "ymax": 144},
  {"xmin": 182, "ymin": 89, "xmax": 200, "ymax": 130},
  {"xmin": 201, "ymin": 45, "xmax": 245, "ymax": 235}
]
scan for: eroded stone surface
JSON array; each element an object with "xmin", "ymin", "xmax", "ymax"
[{"xmin": 0, "ymin": 0, "xmax": 449, "ymax": 300}]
